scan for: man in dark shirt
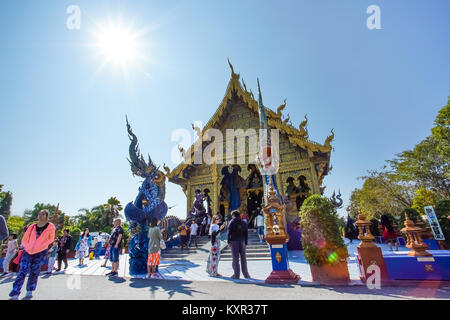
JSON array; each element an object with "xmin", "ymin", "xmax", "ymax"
[
  {"xmin": 57, "ymin": 229, "xmax": 72, "ymax": 271},
  {"xmin": 227, "ymin": 210, "xmax": 250, "ymax": 279},
  {"xmin": 106, "ymin": 218, "xmax": 124, "ymax": 277}
]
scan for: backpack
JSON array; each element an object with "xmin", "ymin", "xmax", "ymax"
[{"xmin": 233, "ymin": 220, "xmax": 244, "ymax": 237}]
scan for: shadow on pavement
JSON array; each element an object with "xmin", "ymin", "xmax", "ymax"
[
  {"xmin": 129, "ymin": 278, "xmax": 206, "ymax": 299},
  {"xmin": 107, "ymin": 276, "xmax": 127, "ymax": 284},
  {"xmin": 321, "ymin": 284, "xmax": 450, "ymax": 299}
]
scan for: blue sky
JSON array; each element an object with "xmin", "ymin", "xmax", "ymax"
[{"xmin": 0, "ymin": 0, "xmax": 449, "ymax": 220}]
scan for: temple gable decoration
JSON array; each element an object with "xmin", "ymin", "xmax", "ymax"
[{"xmin": 166, "ymin": 60, "xmax": 333, "ymax": 218}]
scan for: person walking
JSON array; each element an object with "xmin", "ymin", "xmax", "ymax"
[
  {"xmin": 345, "ymin": 215, "xmax": 358, "ymax": 244},
  {"xmin": 9, "ymin": 210, "xmax": 55, "ymax": 299},
  {"xmin": 106, "ymin": 218, "xmax": 124, "ymax": 277},
  {"xmin": 1, "ymin": 234, "xmax": 18, "ymax": 276},
  {"xmin": 178, "ymin": 223, "xmax": 188, "ymax": 250},
  {"xmin": 255, "ymin": 212, "xmax": 265, "ymax": 243},
  {"xmin": 45, "ymin": 240, "xmax": 59, "ymax": 275},
  {"xmin": 380, "ymin": 214, "xmax": 399, "ymax": 251},
  {"xmin": 95, "ymin": 232, "xmax": 104, "ymax": 259},
  {"xmin": 0, "ymin": 215, "xmax": 8, "ymax": 242},
  {"xmin": 56, "ymin": 229, "xmax": 72, "ymax": 271},
  {"xmin": 147, "ymin": 217, "xmax": 163, "ymax": 279},
  {"xmin": 241, "ymin": 211, "xmax": 249, "ymax": 224},
  {"xmin": 75, "ymin": 228, "xmax": 91, "ymax": 266},
  {"xmin": 206, "ymin": 215, "xmax": 224, "ymax": 277},
  {"xmin": 227, "ymin": 210, "xmax": 250, "ymax": 279},
  {"xmin": 188, "ymin": 220, "xmax": 199, "ymax": 248},
  {"xmin": 200, "ymin": 216, "xmax": 207, "ymax": 236}
]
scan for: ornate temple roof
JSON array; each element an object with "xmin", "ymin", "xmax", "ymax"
[{"xmin": 167, "ymin": 60, "xmax": 334, "ymax": 183}]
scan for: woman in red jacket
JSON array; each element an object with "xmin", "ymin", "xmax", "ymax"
[
  {"xmin": 380, "ymin": 214, "xmax": 398, "ymax": 252},
  {"xmin": 9, "ymin": 210, "xmax": 55, "ymax": 299}
]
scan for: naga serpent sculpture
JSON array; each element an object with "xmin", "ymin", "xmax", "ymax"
[
  {"xmin": 124, "ymin": 116, "xmax": 180, "ymax": 275},
  {"xmin": 330, "ymin": 190, "xmax": 343, "ymax": 209}
]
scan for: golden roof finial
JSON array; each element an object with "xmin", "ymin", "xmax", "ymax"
[
  {"xmin": 242, "ymin": 78, "xmax": 248, "ymax": 92},
  {"xmin": 324, "ymin": 128, "xmax": 335, "ymax": 148},
  {"xmin": 163, "ymin": 163, "xmax": 171, "ymax": 176},
  {"xmin": 227, "ymin": 57, "xmax": 235, "ymax": 75}
]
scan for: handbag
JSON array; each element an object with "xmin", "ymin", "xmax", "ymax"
[{"xmin": 160, "ymin": 239, "xmax": 166, "ymax": 250}]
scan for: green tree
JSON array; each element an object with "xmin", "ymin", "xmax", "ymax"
[
  {"xmin": 102, "ymin": 197, "xmax": 123, "ymax": 227},
  {"xmin": 435, "ymin": 198, "xmax": 450, "ymax": 246},
  {"xmin": 0, "ymin": 185, "xmax": 13, "ymax": 219},
  {"xmin": 23, "ymin": 203, "xmax": 60, "ymax": 224},
  {"xmin": 346, "ymin": 170, "xmax": 414, "ymax": 220},
  {"xmin": 388, "ymin": 100, "xmax": 449, "ymax": 198},
  {"xmin": 75, "ymin": 208, "xmax": 103, "ymax": 231},
  {"xmin": 411, "ymin": 188, "xmax": 439, "ymax": 215},
  {"xmin": 400, "ymin": 207, "xmax": 421, "ymax": 227},
  {"xmin": 74, "ymin": 197, "xmax": 123, "ymax": 233},
  {"xmin": 6, "ymin": 216, "xmax": 25, "ymax": 235},
  {"xmin": 431, "ymin": 97, "xmax": 450, "ymax": 160}
]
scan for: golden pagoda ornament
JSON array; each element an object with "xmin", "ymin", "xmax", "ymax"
[
  {"xmin": 354, "ymin": 209, "xmax": 376, "ymax": 248},
  {"xmin": 401, "ymin": 213, "xmax": 432, "ymax": 257}
]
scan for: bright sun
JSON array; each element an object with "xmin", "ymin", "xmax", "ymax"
[{"xmin": 92, "ymin": 20, "xmax": 146, "ymax": 71}]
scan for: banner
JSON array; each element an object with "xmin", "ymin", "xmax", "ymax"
[{"xmin": 424, "ymin": 206, "xmax": 445, "ymax": 241}]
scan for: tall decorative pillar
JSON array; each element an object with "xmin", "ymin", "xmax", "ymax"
[{"xmin": 264, "ymin": 183, "xmax": 300, "ymax": 284}]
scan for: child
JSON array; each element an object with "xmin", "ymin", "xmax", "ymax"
[
  {"xmin": 1, "ymin": 234, "xmax": 18, "ymax": 276},
  {"xmin": 178, "ymin": 224, "xmax": 188, "ymax": 250},
  {"xmin": 147, "ymin": 218, "xmax": 163, "ymax": 279},
  {"xmin": 45, "ymin": 240, "xmax": 59, "ymax": 275},
  {"xmin": 188, "ymin": 220, "xmax": 199, "ymax": 248},
  {"xmin": 11, "ymin": 246, "xmax": 24, "ymax": 273},
  {"xmin": 101, "ymin": 242, "xmax": 110, "ymax": 267},
  {"xmin": 0, "ymin": 245, "xmax": 7, "ymax": 272}
]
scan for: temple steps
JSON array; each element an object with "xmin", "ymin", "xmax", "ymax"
[
  {"xmin": 161, "ymin": 230, "xmax": 272, "ymax": 261},
  {"xmin": 161, "ymin": 236, "xmax": 211, "ymax": 260},
  {"xmin": 220, "ymin": 230, "xmax": 271, "ymax": 261}
]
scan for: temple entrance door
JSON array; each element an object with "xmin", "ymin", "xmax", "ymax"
[
  {"xmin": 245, "ymin": 164, "xmax": 264, "ymax": 228},
  {"xmin": 246, "ymin": 190, "xmax": 263, "ymax": 228}
]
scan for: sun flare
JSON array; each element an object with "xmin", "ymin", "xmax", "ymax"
[{"xmin": 92, "ymin": 20, "xmax": 146, "ymax": 71}]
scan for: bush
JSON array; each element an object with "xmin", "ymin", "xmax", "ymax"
[
  {"xmin": 299, "ymin": 195, "xmax": 349, "ymax": 266},
  {"xmin": 400, "ymin": 207, "xmax": 421, "ymax": 227},
  {"xmin": 370, "ymin": 218, "xmax": 380, "ymax": 237},
  {"xmin": 435, "ymin": 199, "xmax": 450, "ymax": 246}
]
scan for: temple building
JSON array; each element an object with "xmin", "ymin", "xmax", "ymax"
[{"xmin": 166, "ymin": 61, "xmax": 334, "ymax": 223}]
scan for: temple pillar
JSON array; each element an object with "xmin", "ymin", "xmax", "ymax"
[
  {"xmin": 309, "ymin": 162, "xmax": 320, "ymax": 194},
  {"xmin": 186, "ymin": 182, "xmax": 192, "ymax": 218}
]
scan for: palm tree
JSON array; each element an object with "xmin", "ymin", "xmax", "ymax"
[
  {"xmin": 24, "ymin": 203, "xmax": 59, "ymax": 224},
  {"xmin": 102, "ymin": 197, "xmax": 123, "ymax": 227},
  {"xmin": 76, "ymin": 208, "xmax": 101, "ymax": 231}
]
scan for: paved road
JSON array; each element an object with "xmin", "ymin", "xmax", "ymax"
[{"xmin": 1, "ymin": 273, "xmax": 449, "ymax": 300}]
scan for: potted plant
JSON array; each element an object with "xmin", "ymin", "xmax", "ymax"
[{"xmin": 299, "ymin": 195, "xmax": 350, "ymax": 285}]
